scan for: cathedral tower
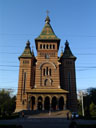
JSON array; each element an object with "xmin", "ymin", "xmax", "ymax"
[
  {"xmin": 35, "ymin": 16, "xmax": 60, "ymax": 89},
  {"xmin": 60, "ymin": 40, "xmax": 77, "ymax": 112},
  {"xmin": 16, "ymin": 41, "xmax": 36, "ymax": 112}
]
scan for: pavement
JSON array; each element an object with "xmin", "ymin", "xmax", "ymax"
[
  {"xmin": 0, "ymin": 118, "xmax": 96, "ymax": 128},
  {"xmin": 0, "ymin": 118, "xmax": 70, "ymax": 128}
]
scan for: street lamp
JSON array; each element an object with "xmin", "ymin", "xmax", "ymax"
[{"xmin": 78, "ymin": 90, "xmax": 86, "ymax": 117}]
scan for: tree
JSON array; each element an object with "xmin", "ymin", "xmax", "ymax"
[
  {"xmin": 78, "ymin": 88, "xmax": 96, "ymax": 117},
  {"xmin": 88, "ymin": 88, "xmax": 96, "ymax": 105},
  {"xmin": 78, "ymin": 100, "xmax": 82, "ymax": 116},
  {"xmin": 89, "ymin": 102, "xmax": 96, "ymax": 117},
  {"xmin": 0, "ymin": 89, "xmax": 16, "ymax": 116}
]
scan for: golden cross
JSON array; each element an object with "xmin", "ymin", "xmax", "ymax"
[{"xmin": 46, "ymin": 10, "xmax": 49, "ymax": 16}]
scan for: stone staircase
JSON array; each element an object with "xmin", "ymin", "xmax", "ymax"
[{"xmin": 20, "ymin": 110, "xmax": 71, "ymax": 118}]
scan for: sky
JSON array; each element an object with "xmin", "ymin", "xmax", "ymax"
[{"xmin": 0, "ymin": 0, "xmax": 96, "ymax": 94}]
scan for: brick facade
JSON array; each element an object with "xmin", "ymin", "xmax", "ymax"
[{"xmin": 15, "ymin": 16, "xmax": 77, "ymax": 112}]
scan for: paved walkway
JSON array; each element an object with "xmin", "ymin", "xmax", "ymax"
[
  {"xmin": 0, "ymin": 118, "xmax": 70, "ymax": 128},
  {"xmin": 0, "ymin": 118, "xmax": 96, "ymax": 128}
]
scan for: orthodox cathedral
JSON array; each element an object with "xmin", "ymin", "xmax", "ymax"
[{"xmin": 16, "ymin": 15, "xmax": 77, "ymax": 112}]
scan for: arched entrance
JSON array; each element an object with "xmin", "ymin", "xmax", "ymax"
[
  {"xmin": 52, "ymin": 96, "xmax": 57, "ymax": 110},
  {"xmin": 31, "ymin": 96, "xmax": 35, "ymax": 110},
  {"xmin": 59, "ymin": 97, "xmax": 64, "ymax": 110},
  {"xmin": 44, "ymin": 97, "xmax": 50, "ymax": 110},
  {"xmin": 38, "ymin": 96, "xmax": 43, "ymax": 110}
]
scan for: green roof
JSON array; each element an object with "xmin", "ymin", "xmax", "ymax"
[
  {"xmin": 19, "ymin": 40, "xmax": 33, "ymax": 59},
  {"xmin": 61, "ymin": 40, "xmax": 76, "ymax": 60},
  {"xmin": 35, "ymin": 16, "xmax": 60, "ymax": 41}
]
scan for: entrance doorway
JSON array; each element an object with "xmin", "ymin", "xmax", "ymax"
[
  {"xmin": 59, "ymin": 97, "xmax": 64, "ymax": 110},
  {"xmin": 44, "ymin": 97, "xmax": 50, "ymax": 110},
  {"xmin": 52, "ymin": 97, "xmax": 57, "ymax": 110},
  {"xmin": 38, "ymin": 96, "xmax": 42, "ymax": 110},
  {"xmin": 31, "ymin": 96, "xmax": 35, "ymax": 110}
]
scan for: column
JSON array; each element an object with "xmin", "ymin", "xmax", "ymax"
[
  {"xmin": 34, "ymin": 97, "xmax": 37, "ymax": 110},
  {"xmin": 50, "ymin": 98, "xmax": 52, "ymax": 111},
  {"xmin": 42, "ymin": 97, "xmax": 44, "ymax": 110},
  {"xmin": 27, "ymin": 95, "xmax": 31, "ymax": 110},
  {"xmin": 64, "ymin": 96, "xmax": 67, "ymax": 110}
]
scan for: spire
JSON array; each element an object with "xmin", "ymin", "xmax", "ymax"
[
  {"xmin": 45, "ymin": 15, "xmax": 50, "ymax": 24},
  {"xmin": 45, "ymin": 10, "xmax": 50, "ymax": 23},
  {"xmin": 65, "ymin": 40, "xmax": 69, "ymax": 47},
  {"xmin": 26, "ymin": 40, "xmax": 30, "ymax": 48},
  {"xmin": 35, "ymin": 15, "xmax": 60, "ymax": 41},
  {"xmin": 31, "ymin": 46, "xmax": 34, "ymax": 57},
  {"xmin": 19, "ymin": 40, "xmax": 32, "ymax": 59},
  {"xmin": 62, "ymin": 40, "xmax": 76, "ymax": 60}
]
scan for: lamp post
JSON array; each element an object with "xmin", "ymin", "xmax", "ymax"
[
  {"xmin": 81, "ymin": 92, "xmax": 84, "ymax": 116},
  {"xmin": 78, "ymin": 90, "xmax": 85, "ymax": 116}
]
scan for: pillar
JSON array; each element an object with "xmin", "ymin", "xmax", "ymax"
[
  {"xmin": 34, "ymin": 97, "xmax": 37, "ymax": 110},
  {"xmin": 27, "ymin": 95, "xmax": 31, "ymax": 110},
  {"xmin": 42, "ymin": 97, "xmax": 44, "ymax": 110},
  {"xmin": 64, "ymin": 96, "xmax": 67, "ymax": 110}
]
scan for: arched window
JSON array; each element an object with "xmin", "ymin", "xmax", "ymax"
[
  {"xmin": 49, "ymin": 69, "xmax": 51, "ymax": 76},
  {"xmin": 59, "ymin": 97, "xmax": 64, "ymax": 110},
  {"xmin": 43, "ymin": 44, "xmax": 45, "ymax": 49},
  {"xmin": 43, "ymin": 69, "xmax": 45, "ymax": 76},
  {"xmin": 53, "ymin": 44, "xmax": 55, "ymax": 49},
  {"xmin": 47, "ymin": 44, "xmax": 48, "ymax": 49},
  {"xmin": 31, "ymin": 96, "xmax": 35, "ymax": 110},
  {"xmin": 44, "ymin": 79, "xmax": 48, "ymax": 86},
  {"xmin": 40, "ymin": 44, "xmax": 42, "ymax": 49},
  {"xmin": 46, "ymin": 67, "xmax": 48, "ymax": 75},
  {"xmin": 52, "ymin": 97, "xmax": 57, "ymax": 110},
  {"xmin": 44, "ymin": 97, "xmax": 50, "ymax": 110},
  {"xmin": 23, "ymin": 72, "xmax": 26, "ymax": 93},
  {"xmin": 22, "ymin": 100, "xmax": 25, "ymax": 105},
  {"xmin": 50, "ymin": 44, "xmax": 52, "ymax": 49},
  {"xmin": 44, "ymin": 79, "xmax": 51, "ymax": 86}
]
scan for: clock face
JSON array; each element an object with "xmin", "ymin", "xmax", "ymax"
[{"xmin": 45, "ymin": 54, "xmax": 50, "ymax": 59}]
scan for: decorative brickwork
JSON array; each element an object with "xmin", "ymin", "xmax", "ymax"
[{"xmin": 15, "ymin": 16, "xmax": 77, "ymax": 112}]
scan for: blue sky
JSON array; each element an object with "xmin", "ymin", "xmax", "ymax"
[{"xmin": 0, "ymin": 0, "xmax": 96, "ymax": 94}]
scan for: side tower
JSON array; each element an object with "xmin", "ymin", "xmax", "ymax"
[
  {"xmin": 60, "ymin": 40, "xmax": 77, "ymax": 112},
  {"xmin": 16, "ymin": 41, "xmax": 35, "ymax": 112}
]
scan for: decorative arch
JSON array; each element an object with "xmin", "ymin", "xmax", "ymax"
[
  {"xmin": 39, "ymin": 62, "xmax": 57, "ymax": 70},
  {"xmin": 52, "ymin": 95, "xmax": 58, "ymax": 99},
  {"xmin": 31, "ymin": 96, "xmax": 35, "ymax": 110},
  {"xmin": 59, "ymin": 96, "xmax": 64, "ymax": 110},
  {"xmin": 38, "ymin": 96, "xmax": 43, "ymax": 110},
  {"xmin": 44, "ymin": 78, "xmax": 53, "ymax": 86},
  {"xmin": 44, "ymin": 95, "xmax": 52, "ymax": 99},
  {"xmin": 44, "ymin": 96, "xmax": 50, "ymax": 110},
  {"xmin": 52, "ymin": 96, "xmax": 57, "ymax": 110}
]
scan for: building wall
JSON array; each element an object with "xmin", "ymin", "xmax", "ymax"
[
  {"xmin": 16, "ymin": 58, "xmax": 35, "ymax": 112},
  {"xmin": 35, "ymin": 41, "xmax": 60, "ymax": 89},
  {"xmin": 60, "ymin": 59, "xmax": 77, "ymax": 112},
  {"xmin": 16, "ymin": 43, "xmax": 77, "ymax": 112}
]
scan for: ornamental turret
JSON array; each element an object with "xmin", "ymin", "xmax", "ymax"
[{"xmin": 60, "ymin": 40, "xmax": 77, "ymax": 112}]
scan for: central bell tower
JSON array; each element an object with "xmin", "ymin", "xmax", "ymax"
[{"xmin": 35, "ymin": 16, "xmax": 61, "ymax": 89}]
